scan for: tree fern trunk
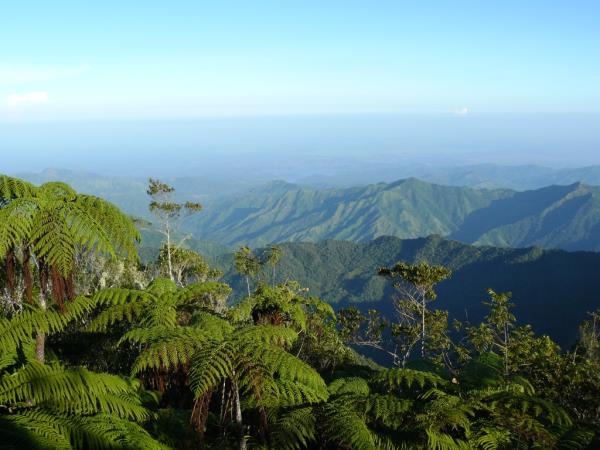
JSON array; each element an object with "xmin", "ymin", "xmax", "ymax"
[
  {"xmin": 233, "ymin": 379, "xmax": 247, "ymax": 450},
  {"xmin": 35, "ymin": 293, "xmax": 47, "ymax": 363},
  {"xmin": 36, "ymin": 263, "xmax": 49, "ymax": 363},
  {"xmin": 22, "ymin": 246, "xmax": 34, "ymax": 305},
  {"xmin": 5, "ymin": 249, "xmax": 16, "ymax": 300}
]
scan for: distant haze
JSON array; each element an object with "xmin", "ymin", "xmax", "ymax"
[{"xmin": 2, "ymin": 113, "xmax": 600, "ymax": 179}]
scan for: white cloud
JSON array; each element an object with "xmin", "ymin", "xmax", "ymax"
[
  {"xmin": 6, "ymin": 91, "xmax": 49, "ymax": 106},
  {"xmin": 453, "ymin": 107, "xmax": 470, "ymax": 116}
]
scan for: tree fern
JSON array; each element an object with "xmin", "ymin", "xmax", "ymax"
[
  {"xmin": 269, "ymin": 406, "xmax": 316, "ymax": 450},
  {"xmin": 0, "ymin": 361, "xmax": 166, "ymax": 450}
]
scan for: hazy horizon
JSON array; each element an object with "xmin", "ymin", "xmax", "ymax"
[{"xmin": 3, "ymin": 113, "xmax": 600, "ymax": 179}]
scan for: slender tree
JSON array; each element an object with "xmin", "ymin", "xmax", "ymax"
[
  {"xmin": 234, "ymin": 245, "xmax": 261, "ymax": 297},
  {"xmin": 467, "ymin": 289, "xmax": 516, "ymax": 376},
  {"xmin": 147, "ymin": 178, "xmax": 202, "ymax": 283},
  {"xmin": 378, "ymin": 261, "xmax": 451, "ymax": 359},
  {"xmin": 262, "ymin": 245, "xmax": 283, "ymax": 286}
]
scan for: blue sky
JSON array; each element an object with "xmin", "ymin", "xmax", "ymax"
[{"xmin": 2, "ymin": 1, "xmax": 599, "ymax": 121}]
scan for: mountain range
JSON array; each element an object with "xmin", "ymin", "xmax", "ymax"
[
  {"xmin": 189, "ymin": 178, "xmax": 600, "ymax": 251},
  {"xmin": 15, "ymin": 167, "xmax": 600, "ymax": 252}
]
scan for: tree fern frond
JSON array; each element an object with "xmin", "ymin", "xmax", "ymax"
[
  {"xmin": 374, "ymin": 368, "xmax": 446, "ymax": 391},
  {"xmin": 189, "ymin": 312, "xmax": 233, "ymax": 339},
  {"xmin": 270, "ymin": 406, "xmax": 316, "ymax": 450},
  {"xmin": 556, "ymin": 426, "xmax": 595, "ymax": 450},
  {"xmin": 88, "ymin": 299, "xmax": 150, "ymax": 332},
  {"xmin": 189, "ymin": 339, "xmax": 236, "ymax": 397},
  {"xmin": 365, "ymin": 394, "xmax": 412, "ymax": 429},
  {"xmin": 0, "ymin": 410, "xmax": 72, "ymax": 450},
  {"xmin": 426, "ymin": 429, "xmax": 471, "ymax": 450},
  {"xmin": 129, "ymin": 328, "xmax": 210, "ymax": 375},
  {"xmin": 175, "ymin": 281, "xmax": 232, "ymax": 307},
  {"xmin": 320, "ymin": 402, "xmax": 377, "ymax": 450},
  {"xmin": 470, "ymin": 427, "xmax": 512, "ymax": 450},
  {"xmin": 66, "ymin": 413, "xmax": 169, "ymax": 450},
  {"xmin": 259, "ymin": 379, "xmax": 328, "ymax": 407},
  {"xmin": 0, "ymin": 363, "xmax": 150, "ymax": 421},
  {"xmin": 92, "ymin": 287, "xmax": 153, "ymax": 307},
  {"xmin": 247, "ymin": 343, "xmax": 327, "ymax": 393},
  {"xmin": 237, "ymin": 325, "xmax": 298, "ymax": 348},
  {"xmin": 328, "ymin": 376, "xmax": 371, "ymax": 397},
  {"xmin": 0, "ymin": 296, "xmax": 95, "ymax": 350}
]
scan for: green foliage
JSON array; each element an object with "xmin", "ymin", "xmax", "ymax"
[
  {"xmin": 0, "ymin": 176, "xmax": 139, "ymax": 276},
  {"xmin": 220, "ymin": 235, "xmax": 600, "ymax": 348},
  {"xmin": 0, "ymin": 361, "xmax": 166, "ymax": 450},
  {"xmin": 2, "ymin": 175, "xmax": 600, "ymax": 449}
]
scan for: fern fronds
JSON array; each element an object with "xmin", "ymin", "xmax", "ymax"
[
  {"xmin": 320, "ymin": 401, "xmax": 377, "ymax": 450},
  {"xmin": 328, "ymin": 377, "xmax": 371, "ymax": 396},
  {"xmin": 0, "ymin": 296, "xmax": 95, "ymax": 350},
  {"xmin": 189, "ymin": 339, "xmax": 236, "ymax": 397},
  {"xmin": 374, "ymin": 368, "xmax": 446, "ymax": 391},
  {"xmin": 129, "ymin": 328, "xmax": 211, "ymax": 375},
  {"xmin": 270, "ymin": 406, "xmax": 316, "ymax": 450}
]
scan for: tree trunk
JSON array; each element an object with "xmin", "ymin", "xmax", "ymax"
[
  {"xmin": 245, "ymin": 275, "xmax": 251, "ymax": 298},
  {"xmin": 22, "ymin": 246, "xmax": 34, "ymax": 305},
  {"xmin": 504, "ymin": 323, "xmax": 509, "ymax": 377},
  {"xmin": 166, "ymin": 223, "xmax": 175, "ymax": 282},
  {"xmin": 233, "ymin": 379, "xmax": 246, "ymax": 450},
  {"xmin": 421, "ymin": 297, "xmax": 426, "ymax": 359},
  {"xmin": 35, "ymin": 293, "xmax": 47, "ymax": 363},
  {"xmin": 36, "ymin": 263, "xmax": 49, "ymax": 363},
  {"xmin": 5, "ymin": 249, "xmax": 16, "ymax": 300},
  {"xmin": 190, "ymin": 390, "xmax": 212, "ymax": 444}
]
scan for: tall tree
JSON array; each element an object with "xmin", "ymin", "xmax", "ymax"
[
  {"xmin": 234, "ymin": 245, "xmax": 261, "ymax": 297},
  {"xmin": 261, "ymin": 245, "xmax": 283, "ymax": 286},
  {"xmin": 147, "ymin": 178, "xmax": 202, "ymax": 283},
  {"xmin": 378, "ymin": 261, "xmax": 451, "ymax": 359},
  {"xmin": 466, "ymin": 289, "xmax": 516, "ymax": 376}
]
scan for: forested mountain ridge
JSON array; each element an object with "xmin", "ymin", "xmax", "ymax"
[
  {"xmin": 190, "ymin": 178, "xmax": 600, "ymax": 251},
  {"xmin": 453, "ymin": 182, "xmax": 600, "ymax": 250},
  {"xmin": 188, "ymin": 178, "xmax": 512, "ymax": 247},
  {"xmin": 17, "ymin": 169, "xmax": 600, "ymax": 252},
  {"xmin": 219, "ymin": 235, "xmax": 600, "ymax": 347}
]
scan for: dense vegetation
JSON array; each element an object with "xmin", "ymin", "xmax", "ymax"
[
  {"xmin": 1, "ymin": 175, "xmax": 600, "ymax": 449},
  {"xmin": 218, "ymin": 236, "xmax": 600, "ymax": 347}
]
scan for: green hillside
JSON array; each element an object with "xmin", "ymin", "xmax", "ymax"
[
  {"xmin": 218, "ymin": 235, "xmax": 600, "ymax": 347},
  {"xmin": 189, "ymin": 178, "xmax": 511, "ymax": 247},
  {"xmin": 191, "ymin": 179, "xmax": 600, "ymax": 251},
  {"xmin": 18, "ymin": 170, "xmax": 600, "ymax": 252},
  {"xmin": 452, "ymin": 182, "xmax": 600, "ymax": 250}
]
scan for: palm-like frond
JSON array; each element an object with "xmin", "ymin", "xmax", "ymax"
[
  {"xmin": 0, "ymin": 296, "xmax": 95, "ymax": 351},
  {"xmin": 320, "ymin": 401, "xmax": 378, "ymax": 450},
  {"xmin": 270, "ymin": 406, "xmax": 316, "ymax": 450},
  {"xmin": 374, "ymin": 368, "xmax": 447, "ymax": 391},
  {"xmin": 0, "ymin": 362, "xmax": 166, "ymax": 450}
]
